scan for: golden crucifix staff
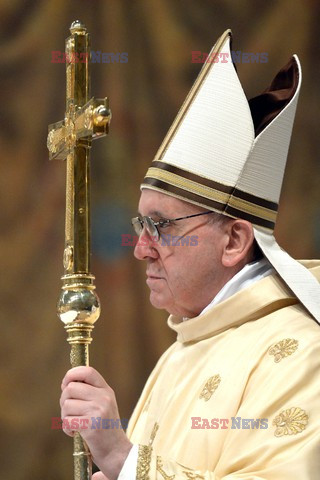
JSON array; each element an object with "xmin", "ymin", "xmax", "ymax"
[{"xmin": 47, "ymin": 20, "xmax": 111, "ymax": 480}]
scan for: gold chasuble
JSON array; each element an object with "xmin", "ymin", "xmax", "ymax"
[{"xmin": 127, "ymin": 261, "xmax": 320, "ymax": 479}]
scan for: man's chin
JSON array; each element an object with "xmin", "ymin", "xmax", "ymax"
[
  {"xmin": 149, "ymin": 291, "xmax": 170, "ymax": 311},
  {"xmin": 149, "ymin": 291, "xmax": 197, "ymax": 318}
]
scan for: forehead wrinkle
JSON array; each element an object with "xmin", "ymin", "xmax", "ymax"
[{"xmin": 137, "ymin": 209, "xmax": 167, "ymax": 218}]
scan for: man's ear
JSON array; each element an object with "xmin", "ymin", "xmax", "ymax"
[{"xmin": 221, "ymin": 220, "xmax": 255, "ymax": 268}]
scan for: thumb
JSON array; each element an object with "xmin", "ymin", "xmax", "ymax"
[{"xmin": 92, "ymin": 472, "xmax": 109, "ymax": 480}]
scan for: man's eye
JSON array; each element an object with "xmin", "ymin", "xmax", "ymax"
[{"xmin": 158, "ymin": 220, "xmax": 171, "ymax": 229}]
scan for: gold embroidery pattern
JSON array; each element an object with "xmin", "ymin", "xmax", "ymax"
[
  {"xmin": 137, "ymin": 444, "xmax": 152, "ymax": 480},
  {"xmin": 268, "ymin": 338, "xmax": 298, "ymax": 363},
  {"xmin": 183, "ymin": 472, "xmax": 205, "ymax": 480},
  {"xmin": 149, "ymin": 422, "xmax": 159, "ymax": 446},
  {"xmin": 136, "ymin": 422, "xmax": 159, "ymax": 480},
  {"xmin": 199, "ymin": 375, "xmax": 221, "ymax": 401},
  {"xmin": 273, "ymin": 407, "xmax": 309, "ymax": 437},
  {"xmin": 157, "ymin": 457, "xmax": 175, "ymax": 480}
]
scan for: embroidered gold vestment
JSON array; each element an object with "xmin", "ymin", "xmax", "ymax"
[{"xmin": 127, "ymin": 261, "xmax": 320, "ymax": 479}]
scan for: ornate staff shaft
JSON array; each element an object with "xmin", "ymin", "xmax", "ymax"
[{"xmin": 47, "ymin": 21, "xmax": 111, "ymax": 480}]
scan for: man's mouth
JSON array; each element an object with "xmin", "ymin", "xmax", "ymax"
[
  {"xmin": 146, "ymin": 270, "xmax": 162, "ymax": 279},
  {"xmin": 146, "ymin": 272, "xmax": 163, "ymax": 285}
]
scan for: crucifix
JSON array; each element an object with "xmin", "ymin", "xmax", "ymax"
[{"xmin": 47, "ymin": 20, "xmax": 111, "ymax": 480}]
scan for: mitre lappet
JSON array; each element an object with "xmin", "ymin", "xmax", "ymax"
[{"xmin": 141, "ymin": 29, "xmax": 320, "ymax": 323}]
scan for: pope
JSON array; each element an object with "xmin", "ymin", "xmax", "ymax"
[{"xmin": 60, "ymin": 30, "xmax": 320, "ymax": 480}]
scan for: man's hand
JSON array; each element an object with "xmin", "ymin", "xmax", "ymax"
[{"xmin": 60, "ymin": 366, "xmax": 132, "ymax": 480}]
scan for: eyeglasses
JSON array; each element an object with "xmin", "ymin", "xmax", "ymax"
[{"xmin": 131, "ymin": 211, "xmax": 214, "ymax": 242}]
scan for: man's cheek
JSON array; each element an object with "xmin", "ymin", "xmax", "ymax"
[{"xmin": 160, "ymin": 248, "xmax": 173, "ymax": 265}]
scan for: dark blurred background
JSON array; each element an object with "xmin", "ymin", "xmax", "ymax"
[{"xmin": 0, "ymin": 0, "xmax": 319, "ymax": 478}]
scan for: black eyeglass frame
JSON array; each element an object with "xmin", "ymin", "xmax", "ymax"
[{"xmin": 131, "ymin": 210, "xmax": 214, "ymax": 241}]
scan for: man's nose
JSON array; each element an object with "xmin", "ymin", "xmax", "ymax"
[{"xmin": 134, "ymin": 230, "xmax": 159, "ymax": 260}]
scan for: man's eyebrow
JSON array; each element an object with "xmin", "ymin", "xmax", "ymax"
[{"xmin": 137, "ymin": 210, "xmax": 167, "ymax": 218}]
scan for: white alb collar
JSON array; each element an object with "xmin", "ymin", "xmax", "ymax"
[{"xmin": 199, "ymin": 257, "xmax": 274, "ymax": 316}]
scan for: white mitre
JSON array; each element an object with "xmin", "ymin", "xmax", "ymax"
[{"xmin": 141, "ymin": 29, "xmax": 320, "ymax": 323}]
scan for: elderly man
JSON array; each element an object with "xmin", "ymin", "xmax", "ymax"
[{"xmin": 60, "ymin": 30, "xmax": 320, "ymax": 479}]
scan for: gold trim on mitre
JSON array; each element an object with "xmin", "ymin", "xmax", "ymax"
[
  {"xmin": 154, "ymin": 29, "xmax": 232, "ymax": 162},
  {"xmin": 143, "ymin": 160, "xmax": 278, "ymax": 231}
]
